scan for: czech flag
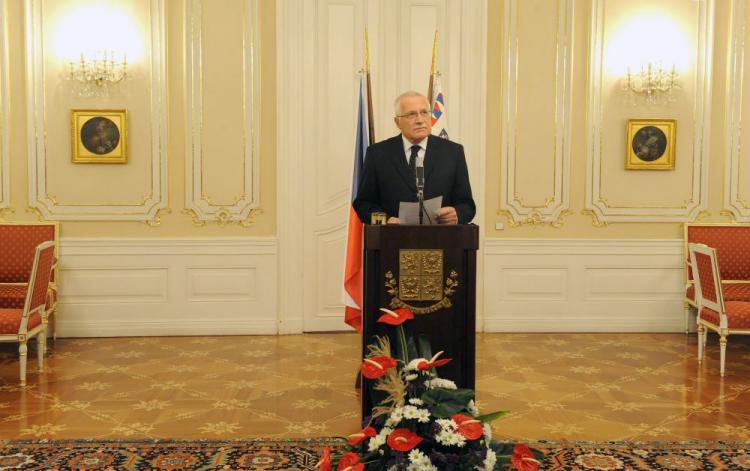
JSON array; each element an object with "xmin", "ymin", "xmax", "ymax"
[{"xmin": 343, "ymin": 76, "xmax": 370, "ymax": 331}]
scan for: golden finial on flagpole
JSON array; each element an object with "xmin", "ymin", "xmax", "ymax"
[{"xmin": 428, "ymin": 30, "xmax": 439, "ymax": 104}]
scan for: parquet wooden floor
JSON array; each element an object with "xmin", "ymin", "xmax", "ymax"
[{"xmin": 0, "ymin": 333, "xmax": 748, "ymax": 442}]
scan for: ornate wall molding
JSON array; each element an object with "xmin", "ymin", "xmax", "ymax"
[
  {"xmin": 584, "ymin": 0, "xmax": 714, "ymax": 223},
  {"xmin": 724, "ymin": 0, "xmax": 750, "ymax": 222},
  {"xmin": 499, "ymin": 0, "xmax": 572, "ymax": 227},
  {"xmin": 24, "ymin": 0, "xmax": 168, "ymax": 221},
  {"xmin": 184, "ymin": 0, "xmax": 261, "ymax": 226},
  {"xmin": 0, "ymin": 2, "xmax": 10, "ymax": 214}
]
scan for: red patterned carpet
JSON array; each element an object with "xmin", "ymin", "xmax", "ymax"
[{"xmin": 0, "ymin": 439, "xmax": 748, "ymax": 470}]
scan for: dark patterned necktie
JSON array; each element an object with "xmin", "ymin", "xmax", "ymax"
[{"xmin": 408, "ymin": 145, "xmax": 420, "ymax": 176}]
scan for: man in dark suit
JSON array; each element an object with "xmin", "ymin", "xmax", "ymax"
[{"xmin": 353, "ymin": 91, "xmax": 475, "ymax": 225}]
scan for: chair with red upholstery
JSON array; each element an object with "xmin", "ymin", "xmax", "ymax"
[
  {"xmin": 0, "ymin": 241, "xmax": 56, "ymax": 386},
  {"xmin": 684, "ymin": 224, "xmax": 750, "ymax": 332},
  {"xmin": 0, "ymin": 223, "xmax": 59, "ymax": 342},
  {"xmin": 688, "ymin": 243, "xmax": 750, "ymax": 377}
]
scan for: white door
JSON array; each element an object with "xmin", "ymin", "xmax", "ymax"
[{"xmin": 278, "ymin": 0, "xmax": 485, "ymax": 332}]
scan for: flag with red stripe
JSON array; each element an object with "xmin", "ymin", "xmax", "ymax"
[{"xmin": 343, "ymin": 76, "xmax": 370, "ymax": 331}]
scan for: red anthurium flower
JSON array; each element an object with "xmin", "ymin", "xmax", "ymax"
[
  {"xmin": 347, "ymin": 426, "xmax": 376, "ymax": 445},
  {"xmin": 377, "ymin": 307, "xmax": 414, "ymax": 325},
  {"xmin": 451, "ymin": 414, "xmax": 483, "ymax": 440},
  {"xmin": 386, "ymin": 428, "xmax": 423, "ymax": 452},
  {"xmin": 316, "ymin": 447, "xmax": 332, "ymax": 471},
  {"xmin": 336, "ymin": 452, "xmax": 364, "ymax": 471},
  {"xmin": 511, "ymin": 444, "xmax": 539, "ymax": 471},
  {"xmin": 361, "ymin": 356, "xmax": 397, "ymax": 379},
  {"xmin": 417, "ymin": 350, "xmax": 452, "ymax": 370}
]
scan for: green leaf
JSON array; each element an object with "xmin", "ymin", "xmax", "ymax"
[
  {"xmin": 476, "ymin": 410, "xmax": 509, "ymax": 423},
  {"xmin": 421, "ymin": 388, "xmax": 475, "ymax": 418}
]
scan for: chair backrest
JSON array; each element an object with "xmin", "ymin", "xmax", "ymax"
[
  {"xmin": 685, "ymin": 224, "xmax": 750, "ymax": 282},
  {"xmin": 23, "ymin": 241, "xmax": 56, "ymax": 317},
  {"xmin": 688, "ymin": 243, "xmax": 725, "ymax": 317},
  {"xmin": 0, "ymin": 223, "xmax": 58, "ymax": 283}
]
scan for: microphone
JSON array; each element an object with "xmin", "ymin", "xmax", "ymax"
[{"xmin": 415, "ymin": 156, "xmax": 428, "ymax": 224}]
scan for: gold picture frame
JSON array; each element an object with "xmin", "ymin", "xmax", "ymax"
[
  {"xmin": 625, "ymin": 119, "xmax": 675, "ymax": 170},
  {"xmin": 71, "ymin": 109, "xmax": 127, "ymax": 163}
]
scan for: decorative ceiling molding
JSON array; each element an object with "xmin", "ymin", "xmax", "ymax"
[
  {"xmin": 0, "ymin": 2, "xmax": 10, "ymax": 213},
  {"xmin": 584, "ymin": 0, "xmax": 714, "ymax": 223},
  {"xmin": 724, "ymin": 0, "xmax": 750, "ymax": 222},
  {"xmin": 499, "ymin": 0, "xmax": 573, "ymax": 227},
  {"xmin": 24, "ymin": 0, "xmax": 168, "ymax": 221},
  {"xmin": 184, "ymin": 0, "xmax": 261, "ymax": 226}
]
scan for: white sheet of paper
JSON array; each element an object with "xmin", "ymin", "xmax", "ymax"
[{"xmin": 398, "ymin": 196, "xmax": 443, "ymax": 225}]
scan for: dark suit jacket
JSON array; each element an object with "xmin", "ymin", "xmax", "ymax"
[{"xmin": 353, "ymin": 134, "xmax": 476, "ymax": 224}]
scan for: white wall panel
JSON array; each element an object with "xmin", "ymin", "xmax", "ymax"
[
  {"xmin": 585, "ymin": 0, "xmax": 714, "ymax": 223},
  {"xmin": 24, "ymin": 0, "xmax": 168, "ymax": 222},
  {"xmin": 483, "ymin": 239, "xmax": 685, "ymax": 332},
  {"xmin": 61, "ymin": 268, "xmax": 168, "ymax": 303},
  {"xmin": 499, "ymin": 0, "xmax": 573, "ymax": 226},
  {"xmin": 501, "ymin": 268, "xmax": 568, "ymax": 300},
  {"xmin": 0, "ymin": 2, "xmax": 9, "ymax": 213},
  {"xmin": 187, "ymin": 267, "xmax": 257, "ymax": 302},
  {"xmin": 56, "ymin": 238, "xmax": 277, "ymax": 337},
  {"xmin": 725, "ymin": 0, "xmax": 750, "ymax": 221},
  {"xmin": 184, "ymin": 0, "xmax": 261, "ymax": 225}
]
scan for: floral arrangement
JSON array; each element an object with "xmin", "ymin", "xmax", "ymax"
[{"xmin": 318, "ymin": 307, "xmax": 540, "ymax": 471}]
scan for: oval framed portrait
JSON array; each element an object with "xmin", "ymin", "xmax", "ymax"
[
  {"xmin": 71, "ymin": 109, "xmax": 127, "ymax": 163},
  {"xmin": 625, "ymin": 119, "xmax": 675, "ymax": 170}
]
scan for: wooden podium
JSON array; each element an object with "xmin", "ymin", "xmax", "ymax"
[{"xmin": 361, "ymin": 224, "xmax": 479, "ymax": 418}]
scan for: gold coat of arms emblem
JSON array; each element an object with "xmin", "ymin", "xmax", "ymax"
[{"xmin": 384, "ymin": 249, "xmax": 459, "ymax": 314}]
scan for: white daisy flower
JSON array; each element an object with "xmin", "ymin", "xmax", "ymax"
[
  {"xmin": 415, "ymin": 408, "xmax": 431, "ymax": 423},
  {"xmin": 424, "ymin": 378, "xmax": 457, "ymax": 390},
  {"xmin": 367, "ymin": 426, "xmax": 392, "ymax": 452},
  {"xmin": 409, "ymin": 398, "xmax": 424, "ymax": 406},
  {"xmin": 483, "ymin": 423, "xmax": 493, "ymax": 441},
  {"xmin": 477, "ymin": 448, "xmax": 496, "ymax": 471}
]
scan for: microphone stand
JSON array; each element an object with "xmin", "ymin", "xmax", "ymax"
[{"xmin": 416, "ymin": 166, "xmax": 431, "ymax": 224}]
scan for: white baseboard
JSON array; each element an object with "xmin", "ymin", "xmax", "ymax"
[
  {"xmin": 56, "ymin": 237, "xmax": 278, "ymax": 337},
  {"xmin": 482, "ymin": 238, "xmax": 686, "ymax": 332}
]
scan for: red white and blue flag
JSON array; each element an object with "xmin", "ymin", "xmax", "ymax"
[
  {"xmin": 343, "ymin": 75, "xmax": 370, "ymax": 332},
  {"xmin": 431, "ymin": 76, "xmax": 449, "ymax": 139}
]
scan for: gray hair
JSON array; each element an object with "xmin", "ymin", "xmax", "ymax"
[{"xmin": 393, "ymin": 91, "xmax": 429, "ymax": 116}]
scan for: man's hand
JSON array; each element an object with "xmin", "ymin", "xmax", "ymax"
[
  {"xmin": 436, "ymin": 207, "xmax": 458, "ymax": 224},
  {"xmin": 387, "ymin": 217, "xmax": 401, "ymax": 224}
]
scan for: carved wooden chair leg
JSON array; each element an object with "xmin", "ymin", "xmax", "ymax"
[
  {"xmin": 37, "ymin": 330, "xmax": 45, "ymax": 372},
  {"xmin": 19, "ymin": 341, "xmax": 27, "ymax": 387},
  {"xmin": 697, "ymin": 325, "xmax": 705, "ymax": 363},
  {"xmin": 719, "ymin": 334, "xmax": 727, "ymax": 378}
]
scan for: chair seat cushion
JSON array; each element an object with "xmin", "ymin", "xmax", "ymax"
[
  {"xmin": 0, "ymin": 284, "xmax": 57, "ymax": 310},
  {"xmin": 686, "ymin": 283, "xmax": 750, "ymax": 303},
  {"xmin": 0, "ymin": 309, "xmax": 41, "ymax": 334},
  {"xmin": 700, "ymin": 302, "xmax": 750, "ymax": 329}
]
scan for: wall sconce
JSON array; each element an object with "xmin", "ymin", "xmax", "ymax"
[
  {"xmin": 622, "ymin": 62, "xmax": 678, "ymax": 105},
  {"xmin": 68, "ymin": 50, "xmax": 128, "ymax": 97}
]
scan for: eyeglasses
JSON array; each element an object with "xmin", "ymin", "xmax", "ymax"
[{"xmin": 396, "ymin": 110, "xmax": 431, "ymax": 121}]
